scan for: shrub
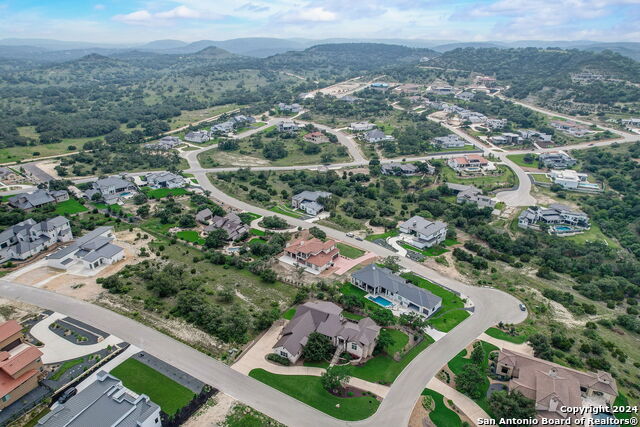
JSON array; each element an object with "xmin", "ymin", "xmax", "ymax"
[{"xmin": 266, "ymin": 353, "xmax": 291, "ymax": 366}]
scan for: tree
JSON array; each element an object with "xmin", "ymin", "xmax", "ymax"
[
  {"xmin": 369, "ymin": 307, "xmax": 395, "ymax": 326},
  {"xmin": 136, "ymin": 205, "xmax": 150, "ymax": 218},
  {"xmin": 133, "ymin": 193, "xmax": 147, "ymax": 205},
  {"xmin": 341, "ymin": 294, "xmax": 364, "ymax": 311},
  {"xmin": 309, "ymin": 226, "xmax": 326, "ymax": 240},
  {"xmin": 205, "ymin": 229, "xmax": 228, "ymax": 249},
  {"xmin": 375, "ymin": 329, "xmax": 396, "ymax": 354},
  {"xmin": 455, "ymin": 364, "xmax": 485, "ymax": 399},
  {"xmin": 528, "ymin": 334, "xmax": 554, "ymax": 360},
  {"xmin": 382, "ymin": 256, "xmax": 401, "ymax": 273},
  {"xmin": 321, "ymin": 366, "xmax": 351, "ymax": 392},
  {"xmin": 302, "ymin": 332, "xmax": 334, "ymax": 362},
  {"xmin": 470, "ymin": 341, "xmax": 485, "ymax": 365},
  {"xmin": 488, "ymin": 390, "xmax": 536, "ymax": 422}
]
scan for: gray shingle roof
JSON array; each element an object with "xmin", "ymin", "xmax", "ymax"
[
  {"xmin": 352, "ymin": 264, "xmax": 442, "ymax": 310},
  {"xmin": 292, "ymin": 191, "xmax": 331, "ymax": 203},
  {"xmin": 399, "ymin": 216, "xmax": 447, "ymax": 238}
]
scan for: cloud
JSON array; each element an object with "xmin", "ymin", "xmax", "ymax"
[
  {"xmin": 113, "ymin": 5, "xmax": 221, "ymax": 25},
  {"xmin": 237, "ymin": 3, "xmax": 270, "ymax": 13},
  {"xmin": 93, "ymin": 4, "xmax": 106, "ymax": 11}
]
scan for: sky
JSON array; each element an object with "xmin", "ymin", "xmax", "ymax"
[{"xmin": 0, "ymin": 0, "xmax": 638, "ymax": 44}]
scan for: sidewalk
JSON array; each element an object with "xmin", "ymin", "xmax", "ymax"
[
  {"xmin": 426, "ymin": 377, "xmax": 488, "ymax": 426},
  {"xmin": 478, "ymin": 332, "xmax": 533, "ymax": 356}
]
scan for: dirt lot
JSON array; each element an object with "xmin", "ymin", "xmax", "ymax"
[
  {"xmin": 183, "ymin": 394, "xmax": 237, "ymax": 427},
  {"xmin": 0, "ymin": 297, "xmax": 40, "ymax": 323},
  {"xmin": 10, "ymin": 229, "xmax": 156, "ymax": 301}
]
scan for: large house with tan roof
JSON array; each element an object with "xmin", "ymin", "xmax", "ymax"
[
  {"xmin": 273, "ymin": 301, "xmax": 380, "ymax": 364},
  {"xmin": 281, "ymin": 237, "xmax": 339, "ymax": 274},
  {"xmin": 495, "ymin": 349, "xmax": 618, "ymax": 422},
  {"xmin": 447, "ymin": 154, "xmax": 491, "ymax": 172},
  {"xmin": 0, "ymin": 320, "xmax": 44, "ymax": 410}
]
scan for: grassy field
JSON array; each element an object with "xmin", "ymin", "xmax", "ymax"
[
  {"xmin": 0, "ymin": 138, "xmax": 91, "ymax": 163},
  {"xmin": 401, "ymin": 273, "xmax": 469, "ymax": 332},
  {"xmin": 248, "ymin": 369, "xmax": 380, "ymax": 421},
  {"xmin": 484, "ymin": 327, "xmax": 528, "ymax": 344},
  {"xmin": 447, "ymin": 341, "xmax": 499, "ymax": 414},
  {"xmin": 348, "ymin": 335, "xmax": 435, "ymax": 384},
  {"xmin": 566, "ymin": 223, "xmax": 619, "ymax": 248},
  {"xmin": 530, "ymin": 173, "xmax": 551, "ymax": 183},
  {"xmin": 383, "ymin": 328, "xmax": 409, "ymax": 355},
  {"xmin": 249, "ymin": 228, "xmax": 266, "ymax": 236},
  {"xmin": 442, "ymin": 165, "xmax": 516, "ymax": 192},
  {"xmin": 421, "ymin": 388, "xmax": 462, "ymax": 427},
  {"xmin": 336, "ymin": 243, "xmax": 366, "ymax": 259},
  {"xmin": 176, "ymin": 230, "xmax": 205, "ymax": 245},
  {"xmin": 53, "ymin": 199, "xmax": 88, "ymax": 215},
  {"xmin": 282, "ymin": 308, "xmax": 296, "ymax": 320},
  {"xmin": 269, "ymin": 205, "xmax": 304, "ymax": 218},
  {"xmin": 506, "ymin": 153, "xmax": 539, "ymax": 168},
  {"xmin": 170, "ymin": 104, "xmax": 240, "ymax": 129},
  {"xmin": 365, "ymin": 229, "xmax": 399, "ymax": 241},
  {"xmin": 398, "ymin": 242, "xmax": 448, "ymax": 257},
  {"xmin": 144, "ymin": 187, "xmax": 189, "ymax": 199},
  {"xmin": 111, "ymin": 358, "xmax": 195, "ymax": 416}
]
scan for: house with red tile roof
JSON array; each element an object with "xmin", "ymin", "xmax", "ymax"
[
  {"xmin": 303, "ymin": 131, "xmax": 329, "ymax": 144},
  {"xmin": 447, "ymin": 154, "xmax": 492, "ymax": 173},
  {"xmin": 281, "ymin": 237, "xmax": 339, "ymax": 274},
  {"xmin": 0, "ymin": 320, "xmax": 44, "ymax": 410}
]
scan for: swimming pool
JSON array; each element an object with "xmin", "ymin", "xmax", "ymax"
[
  {"xmin": 579, "ymin": 183, "xmax": 601, "ymax": 189},
  {"xmin": 554, "ymin": 226, "xmax": 573, "ymax": 232},
  {"xmin": 368, "ymin": 295, "xmax": 394, "ymax": 308},
  {"xmin": 593, "ymin": 412, "xmax": 616, "ymax": 427}
]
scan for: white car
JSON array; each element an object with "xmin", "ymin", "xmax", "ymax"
[{"xmin": 346, "ymin": 232, "xmax": 354, "ymax": 237}]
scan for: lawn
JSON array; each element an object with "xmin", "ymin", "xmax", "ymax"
[
  {"xmin": 614, "ymin": 393, "xmax": 632, "ymax": 420},
  {"xmin": 421, "ymin": 388, "xmax": 462, "ymax": 427},
  {"xmin": 383, "ymin": 328, "xmax": 409, "ymax": 355},
  {"xmin": 249, "ymin": 228, "xmax": 266, "ymax": 236},
  {"xmin": 176, "ymin": 230, "xmax": 205, "ymax": 245},
  {"xmin": 339, "ymin": 283, "xmax": 381, "ymax": 312},
  {"xmin": 506, "ymin": 153, "xmax": 539, "ymax": 168},
  {"xmin": 447, "ymin": 341, "xmax": 499, "ymax": 414},
  {"xmin": 50, "ymin": 357, "xmax": 84, "ymax": 381},
  {"xmin": 0, "ymin": 136, "xmax": 90, "ymax": 163},
  {"xmin": 342, "ymin": 311, "xmax": 365, "ymax": 321},
  {"xmin": 144, "ymin": 187, "xmax": 189, "ymax": 199},
  {"xmin": 53, "ymin": 199, "xmax": 88, "ymax": 215},
  {"xmin": 282, "ymin": 307, "xmax": 296, "ymax": 320},
  {"xmin": 269, "ymin": 205, "xmax": 304, "ymax": 218},
  {"xmin": 336, "ymin": 243, "xmax": 366, "ymax": 259},
  {"xmin": 442, "ymin": 165, "xmax": 516, "ymax": 192},
  {"xmin": 365, "ymin": 229, "xmax": 399, "ymax": 241},
  {"xmin": 348, "ymin": 335, "xmax": 435, "ymax": 384},
  {"xmin": 566, "ymin": 223, "xmax": 619, "ymax": 248},
  {"xmin": 242, "ymin": 212, "xmax": 263, "ymax": 222},
  {"xmin": 443, "ymin": 239, "xmax": 460, "ymax": 247},
  {"xmin": 110, "ymin": 358, "xmax": 195, "ymax": 416},
  {"xmin": 484, "ymin": 327, "xmax": 528, "ymax": 344},
  {"xmin": 401, "ymin": 273, "xmax": 469, "ymax": 332},
  {"xmin": 398, "ymin": 242, "xmax": 448, "ymax": 257},
  {"xmin": 530, "ymin": 173, "xmax": 551, "ymax": 183},
  {"xmin": 248, "ymin": 369, "xmax": 380, "ymax": 421}
]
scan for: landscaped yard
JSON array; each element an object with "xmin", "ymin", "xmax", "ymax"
[
  {"xmin": 176, "ymin": 230, "xmax": 205, "ymax": 245},
  {"xmin": 249, "ymin": 228, "xmax": 266, "ymax": 236},
  {"xmin": 442, "ymin": 165, "xmax": 516, "ymax": 192},
  {"xmin": 365, "ymin": 229, "xmax": 399, "ymax": 242},
  {"xmin": 484, "ymin": 327, "xmax": 528, "ymax": 344},
  {"xmin": 421, "ymin": 388, "xmax": 462, "ymax": 427},
  {"xmin": 398, "ymin": 241, "xmax": 448, "ymax": 257},
  {"xmin": 248, "ymin": 369, "xmax": 380, "ymax": 421},
  {"xmin": 348, "ymin": 335, "xmax": 435, "ymax": 384},
  {"xmin": 53, "ymin": 199, "xmax": 88, "ymax": 215},
  {"xmin": 339, "ymin": 283, "xmax": 381, "ymax": 312},
  {"xmin": 110, "ymin": 358, "xmax": 195, "ymax": 416},
  {"xmin": 50, "ymin": 357, "xmax": 84, "ymax": 381},
  {"xmin": 382, "ymin": 328, "xmax": 409, "ymax": 356},
  {"xmin": 269, "ymin": 205, "xmax": 304, "ymax": 218},
  {"xmin": 506, "ymin": 153, "xmax": 539, "ymax": 168},
  {"xmin": 447, "ymin": 340, "xmax": 499, "ymax": 414},
  {"xmin": 401, "ymin": 273, "xmax": 469, "ymax": 332},
  {"xmin": 530, "ymin": 173, "xmax": 551, "ymax": 183},
  {"xmin": 144, "ymin": 187, "xmax": 189, "ymax": 199},
  {"xmin": 336, "ymin": 243, "xmax": 366, "ymax": 259},
  {"xmin": 282, "ymin": 307, "xmax": 296, "ymax": 320},
  {"xmin": 566, "ymin": 223, "xmax": 619, "ymax": 248}
]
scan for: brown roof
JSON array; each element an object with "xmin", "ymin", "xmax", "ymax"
[
  {"xmin": 304, "ymin": 131, "xmax": 324, "ymax": 139},
  {"xmin": 0, "ymin": 346, "xmax": 42, "ymax": 377},
  {"xmin": 452, "ymin": 154, "xmax": 488, "ymax": 165},
  {"xmin": 306, "ymin": 247, "xmax": 339, "ymax": 267},
  {"xmin": 285, "ymin": 237, "xmax": 336, "ymax": 256},
  {"xmin": 0, "ymin": 320, "xmax": 22, "ymax": 342}
]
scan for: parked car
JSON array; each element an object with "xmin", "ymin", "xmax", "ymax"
[
  {"xmin": 58, "ymin": 387, "xmax": 77, "ymax": 404},
  {"xmin": 355, "ymin": 236, "xmax": 363, "ymax": 241},
  {"xmin": 346, "ymin": 232, "xmax": 354, "ymax": 237},
  {"xmin": 519, "ymin": 304, "xmax": 527, "ymax": 311}
]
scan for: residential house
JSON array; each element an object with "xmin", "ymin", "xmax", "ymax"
[
  {"xmin": 47, "ymin": 226, "xmax": 125, "ymax": 271},
  {"xmin": 518, "ymin": 204, "xmax": 590, "ymax": 232},
  {"xmin": 0, "ymin": 320, "xmax": 44, "ymax": 410},
  {"xmin": 446, "ymin": 183, "xmax": 496, "ymax": 209},
  {"xmin": 476, "ymin": 76, "xmax": 497, "ymax": 87},
  {"xmin": 393, "ymin": 83, "xmax": 422, "ymax": 94},
  {"xmin": 486, "ymin": 118, "xmax": 508, "ymax": 129},
  {"xmin": 144, "ymin": 136, "xmax": 181, "ymax": 151},
  {"xmin": 538, "ymin": 151, "xmax": 577, "ymax": 169},
  {"xmin": 370, "ymin": 82, "xmax": 389, "ymax": 90},
  {"xmin": 490, "ymin": 132, "xmax": 521, "ymax": 145},
  {"xmin": 184, "ymin": 130, "xmax": 210, "ymax": 143},
  {"xmin": 210, "ymin": 121, "xmax": 235, "ymax": 134},
  {"xmin": 195, "ymin": 208, "xmax": 214, "ymax": 224},
  {"xmin": 204, "ymin": 213, "xmax": 248, "ymax": 241},
  {"xmin": 349, "ymin": 122, "xmax": 375, "ymax": 132},
  {"xmin": 428, "ymin": 86, "xmax": 455, "ymax": 95},
  {"xmin": 0, "ymin": 216, "xmax": 72, "ymax": 263},
  {"xmin": 291, "ymin": 191, "xmax": 332, "ymax": 216},
  {"xmin": 277, "ymin": 102, "xmax": 302, "ymax": 113},
  {"xmin": 433, "ymin": 135, "xmax": 465, "ymax": 149},
  {"xmin": 273, "ymin": 301, "xmax": 380, "ymax": 364},
  {"xmin": 621, "ymin": 118, "xmax": 640, "ymax": 128},
  {"xmin": 495, "ymin": 349, "xmax": 617, "ymax": 423},
  {"xmin": 447, "ymin": 154, "xmax": 491, "ymax": 172},
  {"xmin": 281, "ymin": 237, "xmax": 339, "ymax": 274},
  {"xmin": 38, "ymin": 370, "xmax": 161, "ymax": 427},
  {"xmin": 363, "ymin": 129, "xmax": 393, "ymax": 143},
  {"xmin": 338, "ymin": 95, "xmax": 359, "ymax": 103},
  {"xmin": 351, "ymin": 264, "xmax": 442, "ymax": 317},
  {"xmin": 519, "ymin": 130, "xmax": 553, "ymax": 143},
  {"xmin": 548, "ymin": 169, "xmax": 591, "ymax": 190},
  {"xmin": 455, "ymin": 91, "xmax": 475, "ymax": 101},
  {"xmin": 550, "ymin": 120, "xmax": 591, "ymax": 137},
  {"xmin": 231, "ymin": 115, "xmax": 256, "ymax": 126},
  {"xmin": 83, "ymin": 176, "xmax": 137, "ymax": 205},
  {"xmin": 0, "ymin": 167, "xmax": 20, "ymax": 184},
  {"xmin": 303, "ymin": 132, "xmax": 329, "ymax": 144},
  {"xmin": 145, "ymin": 172, "xmax": 187, "ymax": 189},
  {"xmin": 277, "ymin": 120, "xmax": 299, "ymax": 133},
  {"xmin": 380, "ymin": 162, "xmax": 421, "ymax": 176},
  {"xmin": 8, "ymin": 189, "xmax": 69, "ymax": 210},
  {"xmin": 398, "ymin": 215, "xmax": 448, "ymax": 249}
]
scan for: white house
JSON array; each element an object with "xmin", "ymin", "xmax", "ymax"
[
  {"xmin": 398, "ymin": 215, "xmax": 448, "ymax": 249},
  {"xmin": 349, "ymin": 122, "xmax": 375, "ymax": 132},
  {"xmin": 146, "ymin": 172, "xmax": 187, "ymax": 189},
  {"xmin": 549, "ymin": 169, "xmax": 589, "ymax": 189},
  {"xmin": 47, "ymin": 226, "xmax": 125, "ymax": 271},
  {"xmin": 0, "ymin": 217, "xmax": 72, "ymax": 263},
  {"xmin": 291, "ymin": 191, "xmax": 332, "ymax": 216}
]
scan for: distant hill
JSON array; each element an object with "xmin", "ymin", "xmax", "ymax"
[
  {"xmin": 431, "ymin": 42, "xmax": 504, "ymax": 52},
  {"xmin": 193, "ymin": 46, "xmax": 233, "ymax": 58},
  {"xmin": 139, "ymin": 39, "xmax": 188, "ymax": 50}
]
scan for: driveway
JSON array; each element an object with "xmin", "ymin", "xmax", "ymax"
[
  {"xmin": 30, "ymin": 312, "xmax": 123, "ymax": 364},
  {"xmin": 426, "ymin": 377, "xmax": 489, "ymax": 426}
]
